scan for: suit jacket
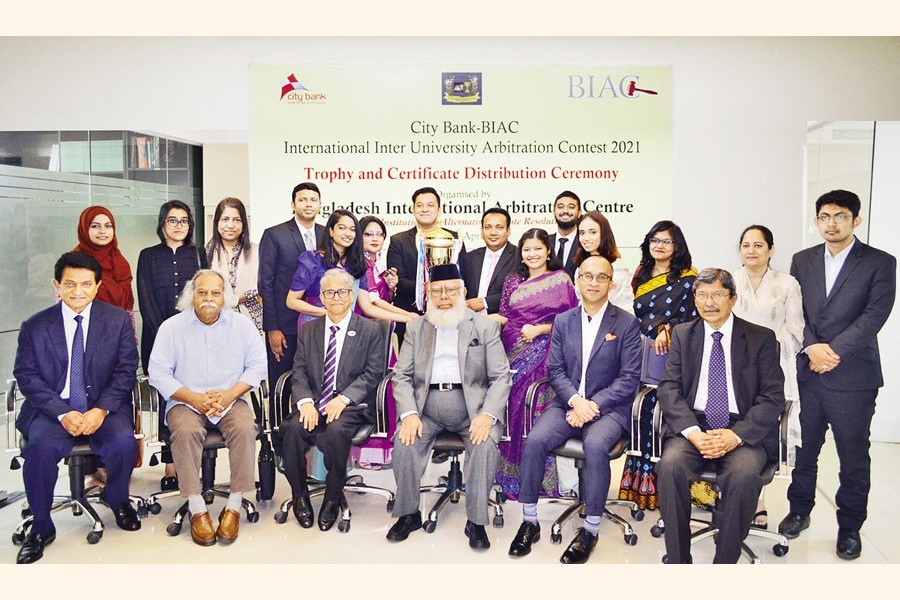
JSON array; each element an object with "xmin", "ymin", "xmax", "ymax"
[
  {"xmin": 13, "ymin": 300, "xmax": 139, "ymax": 433},
  {"xmin": 386, "ymin": 226, "xmax": 466, "ymax": 314},
  {"xmin": 392, "ymin": 310, "xmax": 511, "ymax": 442},
  {"xmin": 658, "ymin": 316, "xmax": 785, "ymax": 459},
  {"xmin": 461, "ymin": 243, "xmax": 519, "ymax": 314},
  {"xmin": 548, "ymin": 232, "xmax": 583, "ymax": 280},
  {"xmin": 790, "ymin": 237, "xmax": 896, "ymax": 391},
  {"xmin": 290, "ymin": 313, "xmax": 387, "ymax": 423},
  {"xmin": 546, "ymin": 303, "xmax": 642, "ymax": 431},
  {"xmin": 258, "ymin": 218, "xmax": 326, "ymax": 334}
]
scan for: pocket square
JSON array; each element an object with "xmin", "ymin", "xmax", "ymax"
[
  {"xmin": 469, "ymin": 339, "xmax": 481, "ymax": 347},
  {"xmin": 605, "ymin": 333, "xmax": 617, "ymax": 341}
]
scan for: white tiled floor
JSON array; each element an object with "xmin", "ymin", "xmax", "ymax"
[{"xmin": 1, "ymin": 436, "xmax": 897, "ymax": 565}]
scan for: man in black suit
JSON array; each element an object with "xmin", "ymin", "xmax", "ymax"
[
  {"xmin": 656, "ymin": 268, "xmax": 784, "ymax": 564},
  {"xmin": 13, "ymin": 252, "xmax": 141, "ymax": 563},
  {"xmin": 258, "ymin": 182, "xmax": 326, "ymax": 425},
  {"xmin": 279, "ymin": 269, "xmax": 387, "ymax": 531},
  {"xmin": 462, "ymin": 207, "xmax": 518, "ymax": 315},
  {"xmin": 778, "ymin": 189, "xmax": 896, "ymax": 560},
  {"xmin": 547, "ymin": 190, "xmax": 583, "ymax": 280}
]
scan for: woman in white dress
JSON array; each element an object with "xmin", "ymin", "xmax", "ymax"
[
  {"xmin": 732, "ymin": 224, "xmax": 805, "ymax": 529},
  {"xmin": 572, "ymin": 211, "xmax": 634, "ymax": 313}
]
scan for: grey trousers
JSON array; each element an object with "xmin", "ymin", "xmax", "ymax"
[
  {"xmin": 391, "ymin": 389, "xmax": 500, "ymax": 526},
  {"xmin": 167, "ymin": 401, "xmax": 258, "ymax": 497}
]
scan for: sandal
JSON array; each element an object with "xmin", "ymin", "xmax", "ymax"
[{"xmin": 751, "ymin": 509, "xmax": 768, "ymax": 530}]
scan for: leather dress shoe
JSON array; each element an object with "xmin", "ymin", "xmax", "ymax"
[
  {"xmin": 216, "ymin": 508, "xmax": 240, "ymax": 544},
  {"xmin": 777, "ymin": 512, "xmax": 810, "ymax": 539},
  {"xmin": 386, "ymin": 511, "xmax": 422, "ymax": 542},
  {"xmin": 292, "ymin": 495, "xmax": 314, "ymax": 529},
  {"xmin": 837, "ymin": 528, "xmax": 862, "ymax": 560},
  {"xmin": 113, "ymin": 501, "xmax": 142, "ymax": 531},
  {"xmin": 560, "ymin": 528, "xmax": 598, "ymax": 564},
  {"xmin": 160, "ymin": 476, "xmax": 179, "ymax": 492},
  {"xmin": 464, "ymin": 520, "xmax": 491, "ymax": 549},
  {"xmin": 318, "ymin": 498, "xmax": 341, "ymax": 531},
  {"xmin": 190, "ymin": 511, "xmax": 217, "ymax": 546},
  {"xmin": 16, "ymin": 526, "xmax": 56, "ymax": 564},
  {"xmin": 508, "ymin": 521, "xmax": 540, "ymax": 557}
]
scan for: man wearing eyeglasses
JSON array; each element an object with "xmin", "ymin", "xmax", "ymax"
[
  {"xmin": 778, "ymin": 190, "xmax": 896, "ymax": 560},
  {"xmin": 386, "ymin": 263, "xmax": 511, "ymax": 549},
  {"xmin": 508, "ymin": 256, "xmax": 641, "ymax": 563},
  {"xmin": 278, "ymin": 269, "xmax": 386, "ymax": 531},
  {"xmin": 656, "ymin": 268, "xmax": 785, "ymax": 563}
]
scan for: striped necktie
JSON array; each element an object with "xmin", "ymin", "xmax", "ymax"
[{"xmin": 319, "ymin": 325, "xmax": 340, "ymax": 413}]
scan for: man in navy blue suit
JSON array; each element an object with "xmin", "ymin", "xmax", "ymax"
[
  {"xmin": 13, "ymin": 251, "xmax": 141, "ymax": 563},
  {"xmin": 508, "ymin": 256, "xmax": 642, "ymax": 563}
]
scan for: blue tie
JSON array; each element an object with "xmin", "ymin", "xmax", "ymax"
[
  {"xmin": 319, "ymin": 325, "xmax": 339, "ymax": 413},
  {"xmin": 69, "ymin": 315, "xmax": 89, "ymax": 413},
  {"xmin": 705, "ymin": 330, "xmax": 729, "ymax": 429}
]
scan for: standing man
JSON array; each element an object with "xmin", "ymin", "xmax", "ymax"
[
  {"xmin": 547, "ymin": 191, "xmax": 583, "ymax": 280},
  {"xmin": 258, "ymin": 182, "xmax": 325, "ymax": 424},
  {"xmin": 778, "ymin": 189, "xmax": 896, "ymax": 560},
  {"xmin": 13, "ymin": 251, "xmax": 141, "ymax": 564},
  {"xmin": 279, "ymin": 269, "xmax": 386, "ymax": 531},
  {"xmin": 656, "ymin": 268, "xmax": 785, "ymax": 564},
  {"xmin": 462, "ymin": 207, "xmax": 518, "ymax": 315},
  {"xmin": 508, "ymin": 256, "xmax": 641, "ymax": 563},
  {"xmin": 386, "ymin": 264, "xmax": 511, "ymax": 549}
]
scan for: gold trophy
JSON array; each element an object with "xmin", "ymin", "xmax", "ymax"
[{"xmin": 423, "ymin": 227, "xmax": 457, "ymax": 269}]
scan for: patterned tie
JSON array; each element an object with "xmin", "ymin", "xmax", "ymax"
[
  {"xmin": 304, "ymin": 231, "xmax": 315, "ymax": 251},
  {"xmin": 557, "ymin": 237, "xmax": 569, "ymax": 263},
  {"xmin": 319, "ymin": 325, "xmax": 339, "ymax": 413},
  {"xmin": 705, "ymin": 330, "xmax": 729, "ymax": 429},
  {"xmin": 69, "ymin": 315, "xmax": 89, "ymax": 413}
]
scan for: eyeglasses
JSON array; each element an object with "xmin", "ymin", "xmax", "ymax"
[
  {"xmin": 321, "ymin": 288, "xmax": 352, "ymax": 300},
  {"xmin": 166, "ymin": 218, "xmax": 190, "ymax": 227},
  {"xmin": 428, "ymin": 285, "xmax": 461, "ymax": 298},
  {"xmin": 363, "ymin": 231, "xmax": 385, "ymax": 238},
  {"xmin": 578, "ymin": 272, "xmax": 613, "ymax": 283},
  {"xmin": 695, "ymin": 291, "xmax": 730, "ymax": 302},
  {"xmin": 649, "ymin": 237, "xmax": 674, "ymax": 247},
  {"xmin": 816, "ymin": 213, "xmax": 852, "ymax": 224}
]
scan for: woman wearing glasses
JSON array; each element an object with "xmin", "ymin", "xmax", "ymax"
[
  {"xmin": 137, "ymin": 200, "xmax": 208, "ymax": 491},
  {"xmin": 571, "ymin": 211, "xmax": 634, "ymax": 312},
  {"xmin": 618, "ymin": 220, "xmax": 698, "ymax": 511},
  {"xmin": 733, "ymin": 224, "xmax": 804, "ymax": 529},
  {"xmin": 490, "ymin": 228, "xmax": 578, "ymax": 500}
]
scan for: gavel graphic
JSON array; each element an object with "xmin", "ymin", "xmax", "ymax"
[{"xmin": 627, "ymin": 80, "xmax": 658, "ymax": 96}]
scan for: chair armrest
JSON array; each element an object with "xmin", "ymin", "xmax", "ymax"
[
  {"xmin": 626, "ymin": 387, "xmax": 651, "ymax": 457},
  {"xmin": 650, "ymin": 395, "xmax": 664, "ymax": 464},
  {"xmin": 5, "ymin": 379, "xmax": 21, "ymax": 455},
  {"xmin": 777, "ymin": 400, "xmax": 795, "ymax": 476},
  {"xmin": 372, "ymin": 370, "xmax": 394, "ymax": 438},
  {"xmin": 523, "ymin": 377, "xmax": 550, "ymax": 440},
  {"xmin": 270, "ymin": 371, "xmax": 293, "ymax": 432},
  {"xmin": 249, "ymin": 379, "xmax": 269, "ymax": 434},
  {"xmin": 131, "ymin": 378, "xmax": 144, "ymax": 441}
]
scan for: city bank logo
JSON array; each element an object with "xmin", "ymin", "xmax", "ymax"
[
  {"xmin": 442, "ymin": 72, "xmax": 482, "ymax": 105},
  {"xmin": 280, "ymin": 73, "xmax": 328, "ymax": 104}
]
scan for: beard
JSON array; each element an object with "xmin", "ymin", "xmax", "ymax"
[
  {"xmin": 424, "ymin": 295, "xmax": 467, "ymax": 329},
  {"xmin": 556, "ymin": 215, "xmax": 577, "ymax": 230}
]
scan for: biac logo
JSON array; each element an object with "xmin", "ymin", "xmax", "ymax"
[
  {"xmin": 442, "ymin": 72, "xmax": 482, "ymax": 105},
  {"xmin": 280, "ymin": 74, "xmax": 328, "ymax": 105}
]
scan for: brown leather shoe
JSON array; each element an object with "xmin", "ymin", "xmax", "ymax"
[
  {"xmin": 190, "ymin": 511, "xmax": 216, "ymax": 546},
  {"xmin": 216, "ymin": 508, "xmax": 240, "ymax": 544}
]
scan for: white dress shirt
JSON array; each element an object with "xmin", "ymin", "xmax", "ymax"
[
  {"xmin": 60, "ymin": 301, "xmax": 92, "ymax": 406},
  {"xmin": 430, "ymin": 326, "xmax": 462, "ymax": 385},
  {"xmin": 824, "ymin": 238, "xmax": 855, "ymax": 296},
  {"xmin": 297, "ymin": 310, "xmax": 353, "ymax": 410},
  {"xmin": 295, "ymin": 217, "xmax": 317, "ymax": 251},
  {"xmin": 476, "ymin": 247, "xmax": 503, "ymax": 306},
  {"xmin": 570, "ymin": 301, "xmax": 609, "ymax": 404},
  {"xmin": 680, "ymin": 314, "xmax": 739, "ymax": 437},
  {"xmin": 555, "ymin": 231, "xmax": 577, "ymax": 265}
]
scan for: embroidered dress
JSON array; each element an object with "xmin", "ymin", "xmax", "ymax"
[{"xmin": 207, "ymin": 240, "xmax": 263, "ymax": 334}]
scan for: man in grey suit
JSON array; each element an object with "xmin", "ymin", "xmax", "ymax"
[
  {"xmin": 462, "ymin": 207, "xmax": 518, "ymax": 315},
  {"xmin": 386, "ymin": 263, "xmax": 511, "ymax": 549},
  {"xmin": 778, "ymin": 190, "xmax": 896, "ymax": 560},
  {"xmin": 279, "ymin": 269, "xmax": 387, "ymax": 531},
  {"xmin": 657, "ymin": 268, "xmax": 784, "ymax": 564}
]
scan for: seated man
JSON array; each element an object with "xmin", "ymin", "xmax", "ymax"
[
  {"xmin": 280, "ymin": 269, "xmax": 386, "ymax": 530},
  {"xmin": 13, "ymin": 251, "xmax": 141, "ymax": 564},
  {"xmin": 656, "ymin": 268, "xmax": 785, "ymax": 564},
  {"xmin": 387, "ymin": 263, "xmax": 511, "ymax": 549},
  {"xmin": 508, "ymin": 256, "xmax": 641, "ymax": 564},
  {"xmin": 149, "ymin": 269, "xmax": 267, "ymax": 546}
]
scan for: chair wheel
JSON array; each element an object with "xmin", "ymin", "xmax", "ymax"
[
  {"xmin": 149, "ymin": 502, "xmax": 162, "ymax": 515},
  {"xmin": 338, "ymin": 520, "xmax": 350, "ymax": 533},
  {"xmin": 450, "ymin": 492, "xmax": 460, "ymax": 504},
  {"xmin": 166, "ymin": 522, "xmax": 182, "ymax": 536},
  {"xmin": 247, "ymin": 511, "xmax": 260, "ymax": 523},
  {"xmin": 73, "ymin": 505, "xmax": 83, "ymax": 516},
  {"xmin": 495, "ymin": 490, "xmax": 507, "ymax": 504},
  {"xmin": 493, "ymin": 514, "xmax": 504, "ymax": 528},
  {"xmin": 550, "ymin": 532, "xmax": 562, "ymax": 544},
  {"xmin": 274, "ymin": 511, "xmax": 288, "ymax": 524},
  {"xmin": 20, "ymin": 507, "xmax": 31, "ymax": 518},
  {"xmin": 386, "ymin": 499, "xmax": 394, "ymax": 512},
  {"xmin": 773, "ymin": 544, "xmax": 789, "ymax": 557},
  {"xmin": 624, "ymin": 533, "xmax": 638, "ymax": 546},
  {"xmin": 423, "ymin": 520, "xmax": 437, "ymax": 533},
  {"xmin": 87, "ymin": 531, "xmax": 102, "ymax": 544},
  {"xmin": 12, "ymin": 531, "xmax": 25, "ymax": 545},
  {"xmin": 137, "ymin": 504, "xmax": 149, "ymax": 518},
  {"xmin": 631, "ymin": 509, "xmax": 645, "ymax": 521},
  {"xmin": 661, "ymin": 554, "xmax": 670, "ymax": 564},
  {"xmin": 256, "ymin": 490, "xmax": 263, "ymax": 502},
  {"xmin": 203, "ymin": 492, "xmax": 214, "ymax": 504},
  {"xmin": 650, "ymin": 524, "xmax": 664, "ymax": 538}
]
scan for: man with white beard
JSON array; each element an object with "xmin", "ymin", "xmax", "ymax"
[{"xmin": 386, "ymin": 263, "xmax": 511, "ymax": 549}]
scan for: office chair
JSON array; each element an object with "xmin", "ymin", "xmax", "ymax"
[{"xmin": 7, "ymin": 378, "xmax": 147, "ymax": 545}]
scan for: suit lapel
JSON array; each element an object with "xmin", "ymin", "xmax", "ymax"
[
  {"xmin": 309, "ymin": 318, "xmax": 326, "ymax": 395},
  {"xmin": 49, "ymin": 304, "xmax": 68, "ymax": 369},
  {"xmin": 729, "ymin": 319, "xmax": 750, "ymax": 414},
  {"xmin": 489, "ymin": 245, "xmax": 516, "ymax": 289},
  {"xmin": 287, "ymin": 220, "xmax": 306, "ymax": 255},
  {"xmin": 421, "ymin": 320, "xmax": 436, "ymax": 390},
  {"xmin": 457, "ymin": 314, "xmax": 474, "ymax": 377},
  {"xmin": 336, "ymin": 314, "xmax": 360, "ymax": 384},
  {"xmin": 686, "ymin": 320, "xmax": 704, "ymax": 404},
  {"xmin": 807, "ymin": 245, "xmax": 827, "ymax": 308},
  {"xmin": 83, "ymin": 303, "xmax": 103, "ymax": 373},
  {"xmin": 824, "ymin": 239, "xmax": 863, "ymax": 307},
  {"xmin": 587, "ymin": 306, "xmax": 617, "ymax": 365}
]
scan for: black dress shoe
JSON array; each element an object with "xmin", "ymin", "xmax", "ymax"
[
  {"xmin": 16, "ymin": 526, "xmax": 56, "ymax": 564},
  {"xmin": 318, "ymin": 498, "xmax": 341, "ymax": 531},
  {"xmin": 160, "ymin": 476, "xmax": 179, "ymax": 492},
  {"xmin": 386, "ymin": 511, "xmax": 423, "ymax": 542},
  {"xmin": 837, "ymin": 528, "xmax": 862, "ymax": 560},
  {"xmin": 113, "ymin": 501, "xmax": 142, "ymax": 531},
  {"xmin": 292, "ymin": 495, "xmax": 314, "ymax": 529},
  {"xmin": 464, "ymin": 520, "xmax": 491, "ymax": 549},
  {"xmin": 560, "ymin": 528, "xmax": 598, "ymax": 564},
  {"xmin": 508, "ymin": 521, "xmax": 540, "ymax": 557},
  {"xmin": 777, "ymin": 512, "xmax": 810, "ymax": 539}
]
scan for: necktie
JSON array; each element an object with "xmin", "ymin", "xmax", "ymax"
[
  {"xmin": 319, "ymin": 325, "xmax": 339, "ymax": 413},
  {"xmin": 705, "ymin": 330, "xmax": 729, "ymax": 429},
  {"xmin": 304, "ymin": 231, "xmax": 315, "ymax": 251},
  {"xmin": 69, "ymin": 315, "xmax": 88, "ymax": 413},
  {"xmin": 557, "ymin": 237, "xmax": 569, "ymax": 263}
]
